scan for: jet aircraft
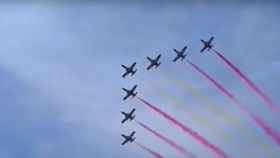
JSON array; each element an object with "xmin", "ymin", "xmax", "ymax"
[
  {"xmin": 122, "ymin": 85, "xmax": 138, "ymax": 101},
  {"xmin": 200, "ymin": 36, "xmax": 214, "ymax": 53},
  {"xmin": 121, "ymin": 62, "xmax": 137, "ymax": 78},
  {"xmin": 121, "ymin": 131, "xmax": 136, "ymax": 146},
  {"xmin": 173, "ymin": 46, "xmax": 188, "ymax": 62},
  {"xmin": 146, "ymin": 54, "xmax": 161, "ymax": 70},
  {"xmin": 121, "ymin": 108, "xmax": 136, "ymax": 124}
]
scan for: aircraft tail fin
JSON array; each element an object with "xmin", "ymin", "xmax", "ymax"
[
  {"xmin": 132, "ymin": 69, "xmax": 137, "ymax": 75},
  {"xmin": 133, "ymin": 92, "xmax": 138, "ymax": 97},
  {"xmin": 132, "ymin": 115, "xmax": 136, "ymax": 120},
  {"xmin": 156, "ymin": 62, "xmax": 161, "ymax": 67},
  {"xmin": 131, "ymin": 138, "xmax": 136, "ymax": 142}
]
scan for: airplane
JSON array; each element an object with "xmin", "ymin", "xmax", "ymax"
[
  {"xmin": 121, "ymin": 108, "xmax": 136, "ymax": 124},
  {"xmin": 146, "ymin": 54, "xmax": 161, "ymax": 70},
  {"xmin": 122, "ymin": 85, "xmax": 138, "ymax": 101},
  {"xmin": 121, "ymin": 62, "xmax": 137, "ymax": 78},
  {"xmin": 173, "ymin": 46, "xmax": 188, "ymax": 62},
  {"xmin": 200, "ymin": 36, "xmax": 214, "ymax": 53},
  {"xmin": 121, "ymin": 131, "xmax": 136, "ymax": 146}
]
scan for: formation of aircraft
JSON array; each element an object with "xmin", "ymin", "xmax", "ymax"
[
  {"xmin": 121, "ymin": 108, "xmax": 136, "ymax": 124},
  {"xmin": 122, "ymin": 85, "xmax": 138, "ymax": 101},
  {"xmin": 120, "ymin": 36, "xmax": 215, "ymax": 147},
  {"xmin": 121, "ymin": 62, "xmax": 137, "ymax": 78},
  {"xmin": 173, "ymin": 46, "xmax": 188, "ymax": 62},
  {"xmin": 121, "ymin": 131, "xmax": 136, "ymax": 146},
  {"xmin": 146, "ymin": 54, "xmax": 161, "ymax": 70},
  {"xmin": 200, "ymin": 36, "xmax": 214, "ymax": 53}
]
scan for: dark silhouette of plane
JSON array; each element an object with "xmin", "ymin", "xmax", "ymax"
[
  {"xmin": 200, "ymin": 36, "xmax": 214, "ymax": 53},
  {"xmin": 122, "ymin": 85, "xmax": 138, "ymax": 101},
  {"xmin": 121, "ymin": 108, "xmax": 136, "ymax": 124},
  {"xmin": 146, "ymin": 54, "xmax": 161, "ymax": 70},
  {"xmin": 173, "ymin": 46, "xmax": 188, "ymax": 62},
  {"xmin": 121, "ymin": 131, "xmax": 136, "ymax": 146},
  {"xmin": 121, "ymin": 62, "xmax": 137, "ymax": 78}
]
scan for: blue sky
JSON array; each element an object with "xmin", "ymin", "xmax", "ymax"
[{"xmin": 0, "ymin": 1, "xmax": 279, "ymax": 158}]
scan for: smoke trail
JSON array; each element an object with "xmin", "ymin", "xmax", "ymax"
[
  {"xmin": 136, "ymin": 121, "xmax": 197, "ymax": 158},
  {"xmin": 136, "ymin": 142, "xmax": 165, "ymax": 158},
  {"xmin": 137, "ymin": 97, "xmax": 231, "ymax": 158},
  {"xmin": 213, "ymin": 49, "xmax": 280, "ymax": 118},
  {"xmin": 169, "ymin": 78, "xmax": 274, "ymax": 156},
  {"xmin": 155, "ymin": 85, "xmax": 239, "ymax": 148},
  {"xmin": 187, "ymin": 60, "xmax": 280, "ymax": 147}
]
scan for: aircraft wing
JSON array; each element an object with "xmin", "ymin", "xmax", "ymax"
[
  {"xmin": 131, "ymin": 62, "xmax": 136, "ymax": 68},
  {"xmin": 122, "ymin": 72, "xmax": 129, "ymax": 78},
  {"xmin": 182, "ymin": 46, "xmax": 187, "ymax": 52},
  {"xmin": 121, "ymin": 117, "xmax": 128, "ymax": 124},
  {"xmin": 131, "ymin": 108, "xmax": 135, "ymax": 114},
  {"xmin": 147, "ymin": 63, "xmax": 153, "ymax": 70},
  {"xmin": 121, "ymin": 139, "xmax": 129, "ymax": 145},
  {"xmin": 200, "ymin": 46, "xmax": 207, "ymax": 53},
  {"xmin": 173, "ymin": 56, "xmax": 179, "ymax": 62},
  {"xmin": 156, "ymin": 54, "xmax": 161, "ymax": 60},
  {"xmin": 123, "ymin": 94, "xmax": 129, "ymax": 101},
  {"xmin": 132, "ymin": 85, "xmax": 137, "ymax": 91},
  {"xmin": 121, "ymin": 135, "xmax": 129, "ymax": 145},
  {"xmin": 131, "ymin": 131, "xmax": 136, "ymax": 137},
  {"xmin": 147, "ymin": 57, "xmax": 152, "ymax": 62},
  {"xmin": 209, "ymin": 37, "xmax": 214, "ymax": 43}
]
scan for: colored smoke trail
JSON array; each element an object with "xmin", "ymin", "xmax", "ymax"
[
  {"xmin": 187, "ymin": 60, "xmax": 280, "ymax": 147},
  {"xmin": 136, "ymin": 142, "xmax": 165, "ymax": 158},
  {"xmin": 137, "ymin": 97, "xmax": 231, "ymax": 158},
  {"xmin": 156, "ymin": 86, "xmax": 236, "ymax": 146},
  {"xmin": 213, "ymin": 49, "xmax": 280, "ymax": 119},
  {"xmin": 170, "ymin": 78, "xmax": 274, "ymax": 156},
  {"xmin": 136, "ymin": 121, "xmax": 197, "ymax": 158},
  {"xmin": 252, "ymin": 116, "xmax": 280, "ymax": 145},
  {"xmin": 187, "ymin": 61, "xmax": 234, "ymax": 100}
]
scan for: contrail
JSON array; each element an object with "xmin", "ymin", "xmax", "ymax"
[
  {"xmin": 137, "ymin": 97, "xmax": 231, "ymax": 158},
  {"xmin": 213, "ymin": 49, "xmax": 280, "ymax": 119},
  {"xmin": 187, "ymin": 60, "xmax": 280, "ymax": 147},
  {"xmin": 136, "ymin": 121, "xmax": 197, "ymax": 158},
  {"xmin": 136, "ymin": 142, "xmax": 165, "ymax": 158}
]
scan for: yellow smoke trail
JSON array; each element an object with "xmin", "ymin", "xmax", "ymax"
[
  {"xmin": 155, "ymin": 86, "xmax": 235, "ymax": 144},
  {"xmin": 169, "ymin": 78, "xmax": 275, "ymax": 156}
]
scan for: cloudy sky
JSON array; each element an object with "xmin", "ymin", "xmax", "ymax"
[{"xmin": 0, "ymin": 1, "xmax": 279, "ymax": 158}]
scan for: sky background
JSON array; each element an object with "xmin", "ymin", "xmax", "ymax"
[{"xmin": 0, "ymin": 1, "xmax": 279, "ymax": 158}]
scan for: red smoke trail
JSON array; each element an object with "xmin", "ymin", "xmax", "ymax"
[
  {"xmin": 187, "ymin": 60, "xmax": 280, "ymax": 147},
  {"xmin": 213, "ymin": 49, "xmax": 280, "ymax": 119},
  {"xmin": 136, "ymin": 142, "xmax": 165, "ymax": 158},
  {"xmin": 137, "ymin": 97, "xmax": 230, "ymax": 158},
  {"xmin": 136, "ymin": 121, "xmax": 197, "ymax": 158}
]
